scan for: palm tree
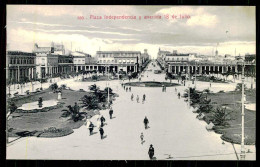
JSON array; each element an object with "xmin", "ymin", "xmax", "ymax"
[
  {"xmin": 203, "ymin": 88, "xmax": 210, "ymax": 100},
  {"xmin": 104, "ymin": 87, "xmax": 113, "ymax": 94},
  {"xmin": 89, "ymin": 84, "xmax": 100, "ymax": 93},
  {"xmin": 213, "ymin": 107, "xmax": 233, "ymax": 126}
]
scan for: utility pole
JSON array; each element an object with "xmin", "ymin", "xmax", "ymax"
[
  {"xmin": 240, "ymin": 62, "xmax": 245, "ymax": 160},
  {"xmin": 195, "ymin": 63, "xmax": 197, "ymax": 88},
  {"xmin": 188, "ymin": 64, "xmax": 190, "ymax": 108},
  {"xmin": 107, "ymin": 66, "xmax": 110, "ymax": 107}
]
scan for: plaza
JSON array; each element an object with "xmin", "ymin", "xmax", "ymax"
[{"xmin": 6, "ymin": 60, "xmax": 256, "ymax": 160}]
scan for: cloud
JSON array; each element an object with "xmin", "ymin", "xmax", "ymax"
[
  {"xmin": 186, "ymin": 14, "xmax": 218, "ymax": 27},
  {"xmin": 8, "ymin": 5, "xmax": 83, "ymax": 17},
  {"xmin": 156, "ymin": 6, "xmax": 218, "ymax": 27},
  {"xmin": 6, "ymin": 6, "xmax": 256, "ymax": 58},
  {"xmin": 28, "ymin": 28, "xmax": 134, "ymax": 36}
]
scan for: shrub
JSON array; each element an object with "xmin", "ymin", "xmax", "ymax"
[
  {"xmin": 50, "ymin": 83, "xmax": 58, "ymax": 91},
  {"xmin": 235, "ymin": 83, "xmax": 246, "ymax": 92},
  {"xmin": 104, "ymin": 87, "xmax": 113, "ymax": 94},
  {"xmin": 8, "ymin": 100, "xmax": 17, "ymax": 114},
  {"xmin": 131, "ymin": 72, "xmax": 138, "ymax": 78},
  {"xmin": 212, "ymin": 107, "xmax": 232, "ymax": 126},
  {"xmin": 92, "ymin": 75, "xmax": 98, "ymax": 81},
  {"xmin": 60, "ymin": 84, "xmax": 67, "ymax": 89},
  {"xmin": 89, "ymin": 84, "xmax": 100, "ymax": 93}
]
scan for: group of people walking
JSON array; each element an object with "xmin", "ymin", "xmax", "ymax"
[
  {"xmin": 131, "ymin": 93, "xmax": 146, "ymax": 103},
  {"xmin": 162, "ymin": 85, "xmax": 167, "ymax": 92},
  {"xmin": 122, "ymin": 84, "xmax": 131, "ymax": 92},
  {"xmin": 86, "ymin": 107, "xmax": 114, "ymax": 140}
]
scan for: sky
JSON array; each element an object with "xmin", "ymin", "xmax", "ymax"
[{"xmin": 7, "ymin": 5, "xmax": 256, "ymax": 58}]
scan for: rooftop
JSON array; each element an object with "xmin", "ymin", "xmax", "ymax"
[
  {"xmin": 96, "ymin": 51, "xmax": 141, "ymax": 54},
  {"xmin": 7, "ymin": 51, "xmax": 36, "ymax": 56}
]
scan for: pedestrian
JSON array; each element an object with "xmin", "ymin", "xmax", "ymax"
[
  {"xmin": 74, "ymin": 102, "xmax": 79, "ymax": 114},
  {"xmin": 178, "ymin": 92, "xmax": 181, "ymax": 99},
  {"xmin": 184, "ymin": 80, "xmax": 186, "ymax": 86},
  {"xmin": 175, "ymin": 87, "xmax": 177, "ymax": 92},
  {"xmin": 124, "ymin": 85, "xmax": 126, "ymax": 90},
  {"xmin": 148, "ymin": 144, "xmax": 154, "ymax": 160},
  {"xmin": 136, "ymin": 95, "xmax": 139, "ymax": 103},
  {"xmin": 126, "ymin": 87, "xmax": 128, "ymax": 92},
  {"xmin": 140, "ymin": 132, "xmax": 144, "ymax": 144},
  {"xmin": 96, "ymin": 117, "xmax": 102, "ymax": 129},
  {"xmin": 142, "ymin": 94, "xmax": 146, "ymax": 103},
  {"xmin": 109, "ymin": 107, "xmax": 113, "ymax": 119},
  {"xmin": 162, "ymin": 86, "xmax": 164, "ymax": 92},
  {"xmin": 89, "ymin": 122, "xmax": 94, "ymax": 135},
  {"xmin": 99, "ymin": 127, "xmax": 104, "ymax": 139},
  {"xmin": 100, "ymin": 115, "xmax": 106, "ymax": 127},
  {"xmin": 144, "ymin": 116, "xmax": 149, "ymax": 129},
  {"xmin": 164, "ymin": 86, "xmax": 167, "ymax": 92},
  {"xmin": 131, "ymin": 93, "xmax": 134, "ymax": 101},
  {"xmin": 129, "ymin": 87, "xmax": 131, "ymax": 92}
]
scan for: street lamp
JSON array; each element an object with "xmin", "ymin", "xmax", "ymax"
[
  {"xmin": 105, "ymin": 65, "xmax": 110, "ymax": 107},
  {"xmin": 240, "ymin": 62, "xmax": 246, "ymax": 160},
  {"xmin": 188, "ymin": 64, "xmax": 190, "ymax": 108},
  {"xmin": 195, "ymin": 64, "xmax": 199, "ymax": 88}
]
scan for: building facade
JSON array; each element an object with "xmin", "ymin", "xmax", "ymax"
[
  {"xmin": 35, "ymin": 53, "xmax": 59, "ymax": 78},
  {"xmin": 58, "ymin": 55, "xmax": 74, "ymax": 73},
  {"xmin": 33, "ymin": 43, "xmax": 72, "ymax": 78},
  {"xmin": 156, "ymin": 48, "xmax": 254, "ymax": 75},
  {"xmin": 6, "ymin": 51, "xmax": 36, "ymax": 83},
  {"xmin": 96, "ymin": 51, "xmax": 141, "ymax": 73}
]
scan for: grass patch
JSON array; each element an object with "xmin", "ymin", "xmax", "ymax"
[
  {"xmin": 38, "ymin": 127, "xmax": 74, "ymax": 138},
  {"xmin": 7, "ymin": 88, "xmax": 108, "ymax": 138},
  {"xmin": 204, "ymin": 90, "xmax": 255, "ymax": 145}
]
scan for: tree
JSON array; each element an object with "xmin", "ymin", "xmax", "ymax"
[
  {"xmin": 7, "ymin": 100, "xmax": 17, "ymax": 118},
  {"xmin": 50, "ymin": 83, "xmax": 58, "ymax": 92},
  {"xmin": 104, "ymin": 87, "xmax": 113, "ymax": 94},
  {"xmin": 92, "ymin": 74, "xmax": 98, "ymax": 81},
  {"xmin": 197, "ymin": 98, "xmax": 213, "ymax": 114},
  {"xmin": 81, "ymin": 94, "xmax": 101, "ymax": 110},
  {"xmin": 89, "ymin": 84, "xmax": 100, "ymax": 93},
  {"xmin": 235, "ymin": 83, "xmax": 246, "ymax": 92},
  {"xmin": 212, "ymin": 107, "xmax": 233, "ymax": 126},
  {"xmin": 203, "ymin": 88, "xmax": 210, "ymax": 100}
]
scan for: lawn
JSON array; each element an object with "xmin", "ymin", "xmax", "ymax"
[
  {"xmin": 7, "ymin": 88, "xmax": 114, "ymax": 138},
  {"xmin": 204, "ymin": 89, "xmax": 256, "ymax": 145}
]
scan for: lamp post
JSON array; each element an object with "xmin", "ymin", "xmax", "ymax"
[
  {"xmin": 188, "ymin": 64, "xmax": 190, "ymax": 108},
  {"xmin": 240, "ymin": 62, "xmax": 245, "ymax": 160},
  {"xmin": 195, "ymin": 64, "xmax": 198, "ymax": 88},
  {"xmin": 106, "ymin": 65, "xmax": 110, "ymax": 107}
]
